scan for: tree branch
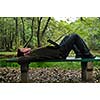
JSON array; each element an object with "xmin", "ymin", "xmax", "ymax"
[{"xmin": 41, "ymin": 17, "xmax": 51, "ymax": 37}]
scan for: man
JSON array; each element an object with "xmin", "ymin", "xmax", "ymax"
[{"xmin": 17, "ymin": 33, "xmax": 95, "ymax": 60}]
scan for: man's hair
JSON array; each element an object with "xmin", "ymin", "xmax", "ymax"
[{"xmin": 17, "ymin": 49, "xmax": 24, "ymax": 57}]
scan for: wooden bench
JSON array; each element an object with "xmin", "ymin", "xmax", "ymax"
[{"xmin": 4, "ymin": 56, "xmax": 100, "ymax": 83}]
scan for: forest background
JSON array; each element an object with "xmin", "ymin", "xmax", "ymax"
[{"xmin": 0, "ymin": 17, "xmax": 100, "ymax": 52}]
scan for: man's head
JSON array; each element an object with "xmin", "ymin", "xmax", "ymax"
[{"xmin": 17, "ymin": 48, "xmax": 31, "ymax": 57}]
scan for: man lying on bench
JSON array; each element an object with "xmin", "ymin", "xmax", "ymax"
[{"xmin": 17, "ymin": 33, "xmax": 95, "ymax": 60}]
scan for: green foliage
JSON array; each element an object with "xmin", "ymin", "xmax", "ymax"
[
  {"xmin": 0, "ymin": 17, "xmax": 100, "ymax": 51},
  {"xmin": 69, "ymin": 17, "xmax": 100, "ymax": 50}
]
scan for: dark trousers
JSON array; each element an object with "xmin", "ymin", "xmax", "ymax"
[{"xmin": 59, "ymin": 34, "xmax": 90, "ymax": 58}]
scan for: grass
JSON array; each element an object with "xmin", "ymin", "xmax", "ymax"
[
  {"xmin": 0, "ymin": 52, "xmax": 16, "ymax": 55},
  {"xmin": 0, "ymin": 60, "xmax": 100, "ymax": 70},
  {"xmin": 30, "ymin": 62, "xmax": 81, "ymax": 70},
  {"xmin": 0, "ymin": 60, "xmax": 81, "ymax": 70}
]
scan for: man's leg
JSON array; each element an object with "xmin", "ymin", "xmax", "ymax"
[
  {"xmin": 59, "ymin": 34, "xmax": 78, "ymax": 58},
  {"xmin": 59, "ymin": 33, "xmax": 95, "ymax": 58},
  {"xmin": 73, "ymin": 45, "xmax": 83, "ymax": 58},
  {"xmin": 59, "ymin": 35, "xmax": 82, "ymax": 58},
  {"xmin": 72, "ymin": 34, "xmax": 95, "ymax": 58}
]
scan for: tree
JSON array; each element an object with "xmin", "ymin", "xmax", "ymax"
[
  {"xmin": 24, "ymin": 17, "xmax": 34, "ymax": 48},
  {"xmin": 21, "ymin": 17, "xmax": 26, "ymax": 45},
  {"xmin": 14, "ymin": 17, "xmax": 19, "ymax": 49},
  {"xmin": 36, "ymin": 17, "xmax": 51, "ymax": 47},
  {"xmin": 0, "ymin": 17, "xmax": 99, "ymax": 51},
  {"xmin": 37, "ymin": 17, "xmax": 42, "ymax": 47}
]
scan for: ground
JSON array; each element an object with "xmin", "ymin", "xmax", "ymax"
[{"xmin": 0, "ymin": 67, "xmax": 100, "ymax": 83}]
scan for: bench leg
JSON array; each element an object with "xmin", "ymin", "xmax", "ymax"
[
  {"xmin": 81, "ymin": 62, "xmax": 87, "ymax": 82},
  {"xmin": 81, "ymin": 62, "xmax": 93, "ymax": 82},
  {"xmin": 86, "ymin": 62, "xmax": 93, "ymax": 82},
  {"xmin": 20, "ymin": 63, "xmax": 29, "ymax": 83}
]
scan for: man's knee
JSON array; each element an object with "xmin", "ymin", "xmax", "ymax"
[{"xmin": 70, "ymin": 33, "xmax": 80, "ymax": 39}]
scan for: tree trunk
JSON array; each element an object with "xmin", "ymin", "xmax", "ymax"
[
  {"xmin": 37, "ymin": 17, "xmax": 42, "ymax": 47},
  {"xmin": 23, "ymin": 17, "xmax": 34, "ymax": 48},
  {"xmin": 15, "ymin": 17, "xmax": 19, "ymax": 48},
  {"xmin": 21, "ymin": 17, "xmax": 26, "ymax": 45},
  {"xmin": 41, "ymin": 17, "xmax": 51, "ymax": 37}
]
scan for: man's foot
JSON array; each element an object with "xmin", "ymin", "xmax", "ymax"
[{"xmin": 75, "ymin": 52, "xmax": 96, "ymax": 59}]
